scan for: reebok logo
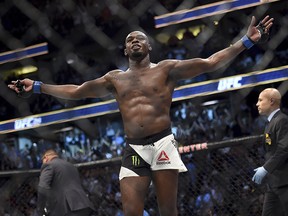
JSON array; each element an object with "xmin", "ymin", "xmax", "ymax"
[
  {"xmin": 156, "ymin": 151, "xmax": 171, "ymax": 165},
  {"xmin": 157, "ymin": 151, "xmax": 169, "ymax": 161}
]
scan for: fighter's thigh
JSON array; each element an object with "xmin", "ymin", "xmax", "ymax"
[
  {"xmin": 152, "ymin": 170, "xmax": 178, "ymax": 210},
  {"xmin": 120, "ymin": 176, "xmax": 151, "ymax": 214}
]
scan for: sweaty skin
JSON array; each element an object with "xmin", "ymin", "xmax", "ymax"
[{"xmin": 106, "ymin": 62, "xmax": 174, "ymax": 138}]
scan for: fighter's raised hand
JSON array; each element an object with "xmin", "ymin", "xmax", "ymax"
[
  {"xmin": 8, "ymin": 78, "xmax": 34, "ymax": 98},
  {"xmin": 246, "ymin": 15, "xmax": 274, "ymax": 43}
]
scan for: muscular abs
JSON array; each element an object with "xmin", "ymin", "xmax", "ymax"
[{"xmin": 110, "ymin": 65, "xmax": 174, "ymax": 138}]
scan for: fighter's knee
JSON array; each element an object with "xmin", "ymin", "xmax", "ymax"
[
  {"xmin": 122, "ymin": 204, "xmax": 143, "ymax": 216},
  {"xmin": 158, "ymin": 207, "xmax": 177, "ymax": 216}
]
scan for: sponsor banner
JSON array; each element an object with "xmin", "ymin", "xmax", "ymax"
[
  {"xmin": 0, "ymin": 100, "xmax": 118, "ymax": 134},
  {"xmin": 0, "ymin": 66, "xmax": 287, "ymax": 134},
  {"xmin": 173, "ymin": 65, "xmax": 288, "ymax": 101},
  {"xmin": 0, "ymin": 43, "xmax": 48, "ymax": 64},
  {"xmin": 154, "ymin": 0, "xmax": 279, "ymax": 28},
  {"xmin": 178, "ymin": 135, "xmax": 263, "ymax": 154}
]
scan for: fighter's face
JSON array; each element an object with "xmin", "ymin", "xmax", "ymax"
[{"xmin": 124, "ymin": 31, "xmax": 151, "ymax": 59}]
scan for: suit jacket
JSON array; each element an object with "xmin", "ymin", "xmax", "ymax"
[
  {"xmin": 263, "ymin": 110, "xmax": 288, "ymax": 188},
  {"xmin": 37, "ymin": 158, "xmax": 94, "ymax": 216}
]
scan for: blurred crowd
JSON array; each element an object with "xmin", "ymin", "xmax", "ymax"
[
  {"xmin": 0, "ymin": 97, "xmax": 273, "ymax": 171},
  {"xmin": 0, "ymin": 128, "xmax": 267, "ymax": 216}
]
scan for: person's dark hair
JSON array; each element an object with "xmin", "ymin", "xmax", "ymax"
[{"xmin": 42, "ymin": 149, "xmax": 58, "ymax": 160}]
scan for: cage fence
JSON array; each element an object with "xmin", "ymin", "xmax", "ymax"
[
  {"xmin": 0, "ymin": 1, "xmax": 287, "ymax": 216},
  {"xmin": 0, "ymin": 135, "xmax": 266, "ymax": 216}
]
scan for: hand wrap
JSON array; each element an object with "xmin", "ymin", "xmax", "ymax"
[
  {"xmin": 33, "ymin": 81, "xmax": 43, "ymax": 94},
  {"xmin": 256, "ymin": 22, "xmax": 270, "ymax": 44},
  {"xmin": 15, "ymin": 80, "xmax": 32, "ymax": 98},
  {"xmin": 241, "ymin": 35, "xmax": 254, "ymax": 49}
]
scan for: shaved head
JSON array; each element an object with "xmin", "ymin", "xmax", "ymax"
[
  {"xmin": 261, "ymin": 88, "xmax": 281, "ymax": 106},
  {"xmin": 126, "ymin": 31, "xmax": 149, "ymax": 43},
  {"xmin": 124, "ymin": 30, "xmax": 152, "ymax": 61},
  {"xmin": 256, "ymin": 88, "xmax": 282, "ymax": 116}
]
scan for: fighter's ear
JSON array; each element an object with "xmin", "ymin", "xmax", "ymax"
[
  {"xmin": 148, "ymin": 44, "xmax": 152, "ymax": 51},
  {"xmin": 124, "ymin": 48, "xmax": 127, "ymax": 56}
]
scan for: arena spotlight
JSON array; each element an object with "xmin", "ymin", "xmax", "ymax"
[{"xmin": 2, "ymin": 65, "xmax": 38, "ymax": 79}]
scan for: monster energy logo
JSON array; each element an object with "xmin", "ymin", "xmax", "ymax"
[{"xmin": 131, "ymin": 155, "xmax": 140, "ymax": 166}]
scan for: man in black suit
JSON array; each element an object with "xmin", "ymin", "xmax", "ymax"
[
  {"xmin": 252, "ymin": 88, "xmax": 288, "ymax": 216},
  {"xmin": 37, "ymin": 149, "xmax": 95, "ymax": 216}
]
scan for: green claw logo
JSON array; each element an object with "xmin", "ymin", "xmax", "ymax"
[{"xmin": 131, "ymin": 155, "xmax": 140, "ymax": 166}]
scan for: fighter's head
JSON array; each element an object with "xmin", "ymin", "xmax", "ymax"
[{"xmin": 124, "ymin": 31, "xmax": 152, "ymax": 60}]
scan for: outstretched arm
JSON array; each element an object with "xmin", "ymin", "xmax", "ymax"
[
  {"xmin": 8, "ymin": 75, "xmax": 112, "ymax": 99},
  {"xmin": 169, "ymin": 15, "xmax": 274, "ymax": 80}
]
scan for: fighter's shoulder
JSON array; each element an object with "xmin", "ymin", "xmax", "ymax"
[
  {"xmin": 157, "ymin": 59, "xmax": 180, "ymax": 69},
  {"xmin": 104, "ymin": 69, "xmax": 125, "ymax": 79},
  {"xmin": 158, "ymin": 59, "xmax": 179, "ymax": 65},
  {"xmin": 108, "ymin": 69, "xmax": 124, "ymax": 74}
]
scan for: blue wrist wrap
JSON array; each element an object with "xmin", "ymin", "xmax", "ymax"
[
  {"xmin": 241, "ymin": 35, "xmax": 254, "ymax": 49},
  {"xmin": 33, "ymin": 81, "xmax": 43, "ymax": 94}
]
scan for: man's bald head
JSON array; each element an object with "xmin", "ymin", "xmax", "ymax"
[
  {"xmin": 256, "ymin": 88, "xmax": 282, "ymax": 116},
  {"xmin": 261, "ymin": 88, "xmax": 281, "ymax": 106}
]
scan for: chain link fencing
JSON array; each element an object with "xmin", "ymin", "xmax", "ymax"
[
  {"xmin": 0, "ymin": 135, "xmax": 266, "ymax": 216},
  {"xmin": 0, "ymin": 1, "xmax": 287, "ymax": 215}
]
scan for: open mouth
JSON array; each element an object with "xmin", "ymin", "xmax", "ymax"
[{"xmin": 132, "ymin": 44, "xmax": 141, "ymax": 49}]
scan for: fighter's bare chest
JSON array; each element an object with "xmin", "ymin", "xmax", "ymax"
[{"xmin": 112, "ymin": 71, "xmax": 169, "ymax": 97}]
